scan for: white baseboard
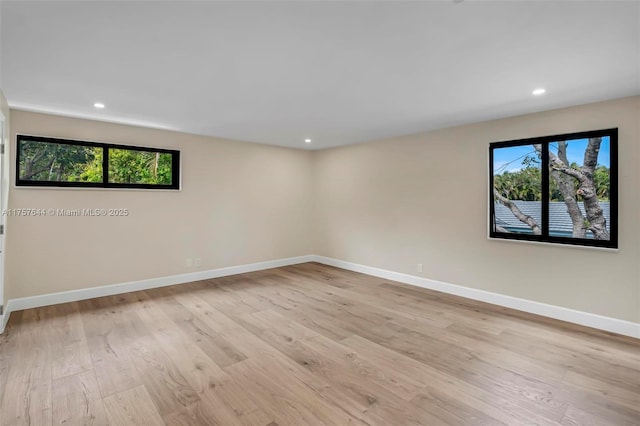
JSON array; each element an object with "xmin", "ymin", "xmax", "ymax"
[
  {"xmin": 0, "ymin": 313, "xmax": 5, "ymax": 336},
  {"xmin": 312, "ymin": 255, "xmax": 640, "ymax": 339},
  {"xmin": 0, "ymin": 255, "xmax": 314, "ymax": 334},
  {"xmin": 2, "ymin": 254, "xmax": 638, "ymax": 339}
]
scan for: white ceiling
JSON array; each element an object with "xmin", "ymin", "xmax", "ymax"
[{"xmin": 1, "ymin": 1, "xmax": 639, "ymax": 150}]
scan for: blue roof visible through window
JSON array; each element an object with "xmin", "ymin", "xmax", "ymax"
[{"xmin": 494, "ymin": 201, "xmax": 610, "ymax": 238}]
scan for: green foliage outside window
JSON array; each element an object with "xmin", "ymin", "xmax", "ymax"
[
  {"xmin": 494, "ymin": 164, "xmax": 610, "ymax": 202},
  {"xmin": 108, "ymin": 149, "xmax": 172, "ymax": 185},
  {"xmin": 19, "ymin": 140, "xmax": 102, "ymax": 183}
]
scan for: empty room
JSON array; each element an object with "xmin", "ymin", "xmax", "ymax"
[{"xmin": 0, "ymin": 1, "xmax": 638, "ymax": 425}]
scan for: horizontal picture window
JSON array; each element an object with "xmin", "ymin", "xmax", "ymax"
[{"xmin": 16, "ymin": 135, "xmax": 180, "ymax": 190}]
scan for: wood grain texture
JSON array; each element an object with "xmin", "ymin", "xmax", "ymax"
[
  {"xmin": 51, "ymin": 370, "xmax": 108, "ymax": 425},
  {"xmin": 103, "ymin": 385, "xmax": 165, "ymax": 426},
  {"xmin": 1, "ymin": 262, "xmax": 638, "ymax": 425}
]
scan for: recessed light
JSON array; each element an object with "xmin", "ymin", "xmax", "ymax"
[
  {"xmin": 94, "ymin": 102, "xmax": 105, "ymax": 109},
  {"xmin": 532, "ymin": 88, "xmax": 546, "ymax": 96},
  {"xmin": 304, "ymin": 139, "xmax": 312, "ymax": 143}
]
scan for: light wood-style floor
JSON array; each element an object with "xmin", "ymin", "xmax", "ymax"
[{"xmin": 0, "ymin": 262, "xmax": 638, "ymax": 425}]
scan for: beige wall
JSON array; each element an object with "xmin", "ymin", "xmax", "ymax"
[
  {"xmin": 6, "ymin": 110, "xmax": 314, "ymax": 300},
  {"xmin": 1, "ymin": 90, "xmax": 9, "ymax": 309},
  {"xmin": 314, "ymin": 96, "xmax": 640, "ymax": 323}
]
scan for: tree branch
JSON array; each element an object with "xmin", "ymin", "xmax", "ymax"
[
  {"xmin": 495, "ymin": 224, "xmax": 509, "ymax": 233},
  {"xmin": 23, "ymin": 160, "xmax": 55, "ymax": 180},
  {"xmin": 553, "ymin": 141, "xmax": 586, "ymax": 238},
  {"xmin": 579, "ymin": 138, "xmax": 609, "ymax": 240},
  {"xmin": 582, "ymin": 137, "xmax": 601, "ymax": 176},
  {"xmin": 541, "ymin": 138, "xmax": 609, "ymax": 240},
  {"xmin": 493, "ymin": 188, "xmax": 542, "ymax": 235},
  {"xmin": 535, "ymin": 143, "xmax": 585, "ymax": 182}
]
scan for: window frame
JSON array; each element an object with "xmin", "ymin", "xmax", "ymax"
[
  {"xmin": 16, "ymin": 134, "xmax": 180, "ymax": 190},
  {"xmin": 489, "ymin": 128, "xmax": 618, "ymax": 249}
]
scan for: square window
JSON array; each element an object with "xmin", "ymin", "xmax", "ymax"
[{"xmin": 490, "ymin": 129, "xmax": 617, "ymax": 248}]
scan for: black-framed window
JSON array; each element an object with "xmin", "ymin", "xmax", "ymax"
[
  {"xmin": 16, "ymin": 135, "xmax": 180, "ymax": 190},
  {"xmin": 490, "ymin": 128, "xmax": 618, "ymax": 249}
]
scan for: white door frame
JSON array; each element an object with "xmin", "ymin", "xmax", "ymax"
[{"xmin": 0, "ymin": 109, "xmax": 5, "ymax": 317}]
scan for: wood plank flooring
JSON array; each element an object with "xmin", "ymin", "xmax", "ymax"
[{"xmin": 0, "ymin": 262, "xmax": 638, "ymax": 425}]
